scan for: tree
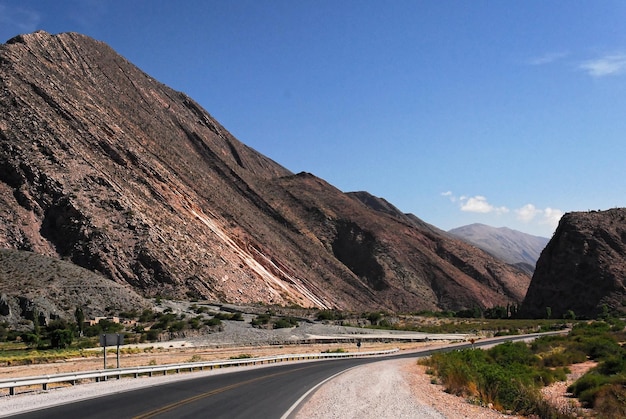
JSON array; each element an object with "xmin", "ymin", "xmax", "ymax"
[
  {"xmin": 564, "ymin": 309, "xmax": 576, "ymax": 320},
  {"xmin": 75, "ymin": 307, "xmax": 85, "ymax": 337},
  {"xmin": 49, "ymin": 328, "xmax": 73, "ymax": 349},
  {"xmin": 46, "ymin": 318, "xmax": 74, "ymax": 349},
  {"xmin": 599, "ymin": 304, "xmax": 610, "ymax": 320},
  {"xmin": 32, "ymin": 308, "xmax": 41, "ymax": 336}
]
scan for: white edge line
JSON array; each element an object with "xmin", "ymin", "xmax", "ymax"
[{"xmin": 280, "ymin": 365, "xmax": 361, "ymax": 419}]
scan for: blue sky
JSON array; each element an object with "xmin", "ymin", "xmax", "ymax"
[{"xmin": 2, "ymin": 1, "xmax": 626, "ymax": 237}]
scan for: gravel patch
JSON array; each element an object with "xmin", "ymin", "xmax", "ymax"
[
  {"xmin": 294, "ymin": 359, "xmax": 519, "ymax": 419},
  {"xmin": 185, "ymin": 320, "xmax": 468, "ymax": 348}
]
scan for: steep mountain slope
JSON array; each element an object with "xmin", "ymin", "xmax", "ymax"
[
  {"xmin": 0, "ymin": 31, "xmax": 530, "ymax": 320},
  {"xmin": 448, "ymin": 224, "xmax": 549, "ymax": 274},
  {"xmin": 0, "ymin": 248, "xmax": 148, "ymax": 324},
  {"xmin": 521, "ymin": 209, "xmax": 626, "ymax": 319}
]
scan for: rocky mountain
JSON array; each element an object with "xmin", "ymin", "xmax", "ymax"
[
  {"xmin": 0, "ymin": 248, "xmax": 148, "ymax": 324},
  {"xmin": 0, "ymin": 31, "xmax": 531, "ymax": 322},
  {"xmin": 521, "ymin": 209, "xmax": 626, "ymax": 319},
  {"xmin": 448, "ymin": 224, "xmax": 549, "ymax": 275}
]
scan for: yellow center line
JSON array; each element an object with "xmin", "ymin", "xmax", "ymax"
[{"xmin": 132, "ymin": 365, "xmax": 315, "ymax": 419}]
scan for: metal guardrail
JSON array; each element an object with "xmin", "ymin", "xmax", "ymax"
[{"xmin": 0, "ymin": 348, "xmax": 399, "ymax": 396}]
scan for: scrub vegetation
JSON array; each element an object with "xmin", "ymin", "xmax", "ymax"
[
  {"xmin": 421, "ymin": 319, "xmax": 626, "ymax": 418},
  {"xmin": 0, "ymin": 301, "xmax": 246, "ymax": 366}
]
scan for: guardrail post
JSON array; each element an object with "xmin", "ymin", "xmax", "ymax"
[{"xmin": 9, "ymin": 387, "xmax": 14, "ymax": 396}]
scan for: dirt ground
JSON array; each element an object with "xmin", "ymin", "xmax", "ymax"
[{"xmin": 0, "ymin": 341, "xmax": 419, "ymax": 379}]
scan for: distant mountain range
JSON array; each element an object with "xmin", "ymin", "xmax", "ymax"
[{"xmin": 448, "ymin": 224, "xmax": 549, "ymax": 275}]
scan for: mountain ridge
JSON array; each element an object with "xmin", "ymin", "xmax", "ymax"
[
  {"xmin": 448, "ymin": 223, "xmax": 549, "ymax": 275},
  {"xmin": 0, "ymin": 31, "xmax": 530, "ymax": 322}
]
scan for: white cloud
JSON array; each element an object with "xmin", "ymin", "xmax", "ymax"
[
  {"xmin": 528, "ymin": 52, "xmax": 568, "ymax": 66},
  {"xmin": 516, "ymin": 204, "xmax": 563, "ymax": 229},
  {"xmin": 515, "ymin": 204, "xmax": 540, "ymax": 222},
  {"xmin": 460, "ymin": 195, "xmax": 509, "ymax": 215},
  {"xmin": 441, "ymin": 191, "xmax": 455, "ymax": 202},
  {"xmin": 542, "ymin": 207, "xmax": 564, "ymax": 229},
  {"xmin": 579, "ymin": 54, "xmax": 626, "ymax": 77},
  {"xmin": 442, "ymin": 192, "xmax": 563, "ymax": 235}
]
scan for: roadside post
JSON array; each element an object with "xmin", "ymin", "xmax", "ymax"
[{"xmin": 100, "ymin": 333, "xmax": 124, "ymax": 370}]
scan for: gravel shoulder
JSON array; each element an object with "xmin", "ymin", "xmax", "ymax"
[{"xmin": 294, "ymin": 359, "xmax": 519, "ymax": 419}]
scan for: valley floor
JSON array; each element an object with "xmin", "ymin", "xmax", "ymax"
[{"xmin": 0, "ymin": 321, "xmax": 592, "ymax": 418}]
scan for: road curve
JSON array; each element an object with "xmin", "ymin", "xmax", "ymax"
[{"xmin": 8, "ymin": 332, "xmax": 562, "ymax": 419}]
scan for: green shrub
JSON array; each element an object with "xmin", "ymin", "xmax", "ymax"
[
  {"xmin": 188, "ymin": 316, "xmax": 203, "ymax": 330},
  {"xmin": 597, "ymin": 354, "xmax": 626, "ymax": 376},
  {"xmin": 230, "ymin": 312, "xmax": 244, "ymax": 321},
  {"xmin": 168, "ymin": 321, "xmax": 186, "ymax": 332},
  {"xmin": 251, "ymin": 313, "xmax": 271, "ymax": 327},
  {"xmin": 424, "ymin": 340, "xmax": 579, "ymax": 416},
  {"xmin": 214, "ymin": 311, "xmax": 244, "ymax": 321},
  {"xmin": 322, "ymin": 348, "xmax": 345, "ymax": 353},
  {"xmin": 204, "ymin": 317, "xmax": 222, "ymax": 327},
  {"xmin": 229, "ymin": 353, "xmax": 252, "ymax": 359},
  {"xmin": 542, "ymin": 349, "xmax": 587, "ymax": 367},
  {"xmin": 488, "ymin": 341, "xmax": 538, "ymax": 367},
  {"xmin": 273, "ymin": 317, "xmax": 298, "ymax": 329},
  {"xmin": 119, "ymin": 309, "xmax": 138, "ymax": 319},
  {"xmin": 568, "ymin": 372, "xmax": 608, "ymax": 402},
  {"xmin": 146, "ymin": 329, "xmax": 160, "ymax": 341},
  {"xmin": 367, "ymin": 312, "xmax": 383, "ymax": 325},
  {"xmin": 317, "ymin": 310, "xmax": 344, "ymax": 321},
  {"xmin": 21, "ymin": 333, "xmax": 39, "ymax": 347},
  {"xmin": 153, "ymin": 313, "xmax": 176, "ymax": 330},
  {"xmin": 139, "ymin": 309, "xmax": 157, "ymax": 323}
]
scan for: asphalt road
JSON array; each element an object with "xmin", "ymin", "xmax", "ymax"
[{"xmin": 9, "ymin": 333, "xmax": 561, "ymax": 419}]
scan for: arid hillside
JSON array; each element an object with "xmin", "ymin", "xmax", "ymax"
[
  {"xmin": 448, "ymin": 223, "xmax": 549, "ymax": 275},
  {"xmin": 521, "ymin": 208, "xmax": 626, "ymax": 318},
  {"xmin": 0, "ymin": 31, "xmax": 531, "ymax": 322}
]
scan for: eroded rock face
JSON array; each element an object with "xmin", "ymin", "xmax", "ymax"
[
  {"xmin": 521, "ymin": 209, "xmax": 626, "ymax": 318},
  {"xmin": 0, "ymin": 31, "xmax": 530, "ymax": 314}
]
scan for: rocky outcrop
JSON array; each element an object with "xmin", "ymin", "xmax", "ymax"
[
  {"xmin": 521, "ymin": 209, "xmax": 626, "ymax": 319},
  {"xmin": 0, "ymin": 31, "xmax": 531, "ymax": 316}
]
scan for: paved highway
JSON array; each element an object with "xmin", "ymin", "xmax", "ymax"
[{"xmin": 10, "ymin": 333, "xmax": 560, "ymax": 419}]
